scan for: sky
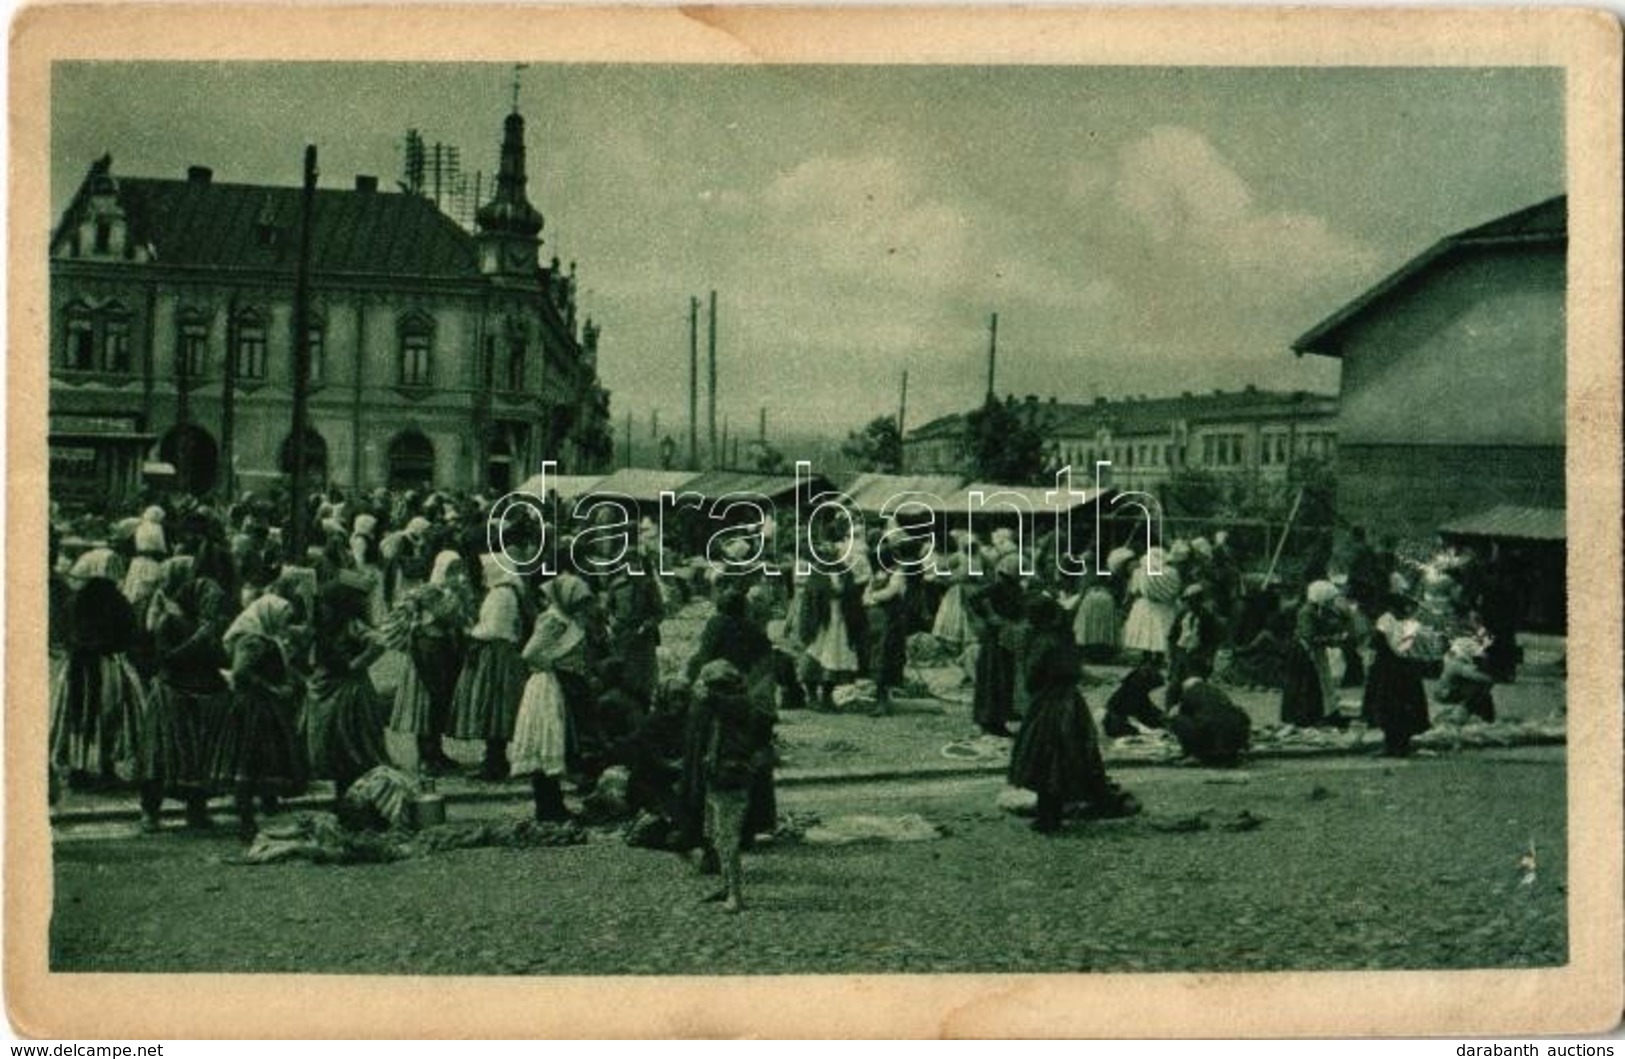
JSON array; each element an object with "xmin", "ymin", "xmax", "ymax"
[{"xmin": 51, "ymin": 63, "xmax": 1564, "ymax": 443}]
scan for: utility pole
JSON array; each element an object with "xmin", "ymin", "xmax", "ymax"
[
  {"xmin": 897, "ymin": 368, "xmax": 909, "ymax": 473},
  {"xmin": 985, "ymin": 311, "xmax": 999, "ymax": 400},
  {"xmin": 758, "ymin": 406, "xmax": 767, "ymax": 443},
  {"xmin": 688, "ymin": 296, "xmax": 699, "ymax": 470},
  {"xmin": 288, "ymin": 144, "xmax": 317, "ymax": 559},
  {"xmin": 707, "ymin": 290, "xmax": 718, "ymax": 470},
  {"xmin": 625, "ymin": 410, "xmax": 633, "ymax": 469},
  {"xmin": 219, "ymin": 296, "xmax": 236, "ymax": 502},
  {"xmin": 721, "ymin": 416, "xmax": 729, "ymax": 470}
]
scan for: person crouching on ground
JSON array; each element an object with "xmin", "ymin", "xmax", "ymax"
[
  {"xmin": 1168, "ymin": 674, "xmax": 1251, "ymax": 767},
  {"xmin": 1008, "ymin": 597, "xmax": 1138, "ymax": 835},
  {"xmin": 509, "ymin": 574, "xmax": 594, "ymax": 823},
  {"xmin": 695, "ymin": 659, "xmax": 775, "ymax": 912}
]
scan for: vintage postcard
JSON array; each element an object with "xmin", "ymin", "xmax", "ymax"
[{"xmin": 8, "ymin": 3, "xmax": 1621, "ymax": 1040}]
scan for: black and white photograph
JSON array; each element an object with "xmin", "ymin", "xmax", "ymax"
[{"xmin": 10, "ymin": 4, "xmax": 1621, "ymax": 1041}]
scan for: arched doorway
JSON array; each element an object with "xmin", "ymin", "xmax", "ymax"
[
  {"xmin": 158, "ymin": 423, "xmax": 218, "ymax": 496},
  {"xmin": 279, "ymin": 427, "xmax": 330, "ymax": 487},
  {"xmin": 387, "ymin": 429, "xmax": 436, "ymax": 490}
]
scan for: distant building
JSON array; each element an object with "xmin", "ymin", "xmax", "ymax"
[
  {"xmin": 48, "ymin": 106, "xmax": 612, "ymax": 510},
  {"xmin": 905, "ymin": 388, "xmax": 1338, "ymax": 491},
  {"xmin": 1292, "ymin": 196, "xmax": 1565, "ymax": 542}
]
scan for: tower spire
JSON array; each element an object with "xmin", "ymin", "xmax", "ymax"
[{"xmin": 475, "ymin": 91, "xmax": 544, "ymax": 276}]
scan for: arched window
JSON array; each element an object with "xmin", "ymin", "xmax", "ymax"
[
  {"xmin": 62, "ymin": 302, "xmax": 94, "ymax": 372},
  {"xmin": 233, "ymin": 308, "xmax": 267, "ymax": 381},
  {"xmin": 158, "ymin": 423, "xmax": 219, "ymax": 496},
  {"xmin": 398, "ymin": 312, "xmax": 433, "ymax": 388},
  {"xmin": 387, "ymin": 429, "xmax": 436, "ymax": 489}
]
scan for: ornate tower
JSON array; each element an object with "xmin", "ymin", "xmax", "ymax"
[{"xmin": 474, "ymin": 110, "xmax": 544, "ymax": 278}]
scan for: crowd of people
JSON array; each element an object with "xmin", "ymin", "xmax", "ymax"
[{"xmin": 48, "ymin": 483, "xmax": 1528, "ymax": 909}]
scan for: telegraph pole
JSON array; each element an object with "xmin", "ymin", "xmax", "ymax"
[
  {"xmin": 688, "ymin": 296, "xmax": 699, "ymax": 470},
  {"xmin": 219, "ymin": 296, "xmax": 237, "ymax": 501},
  {"xmin": 625, "ymin": 410, "xmax": 633, "ymax": 468},
  {"xmin": 288, "ymin": 145, "xmax": 317, "ymax": 559},
  {"xmin": 985, "ymin": 311, "xmax": 999, "ymax": 399},
  {"xmin": 707, "ymin": 290, "xmax": 718, "ymax": 470},
  {"xmin": 897, "ymin": 368, "xmax": 909, "ymax": 473}
]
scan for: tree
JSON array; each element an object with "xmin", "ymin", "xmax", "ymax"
[
  {"xmin": 746, "ymin": 440, "xmax": 789, "ymax": 475},
  {"xmin": 842, "ymin": 415, "xmax": 903, "ymax": 474},
  {"xmin": 963, "ymin": 395, "xmax": 1046, "ymax": 483}
]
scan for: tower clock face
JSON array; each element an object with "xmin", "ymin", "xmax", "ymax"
[{"xmin": 503, "ymin": 243, "xmax": 534, "ymax": 272}]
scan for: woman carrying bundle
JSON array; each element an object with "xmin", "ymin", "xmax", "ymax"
[
  {"xmin": 214, "ymin": 593, "xmax": 309, "ymax": 840},
  {"xmin": 385, "ymin": 550, "xmax": 473, "ymax": 774},
  {"xmin": 508, "ymin": 573, "xmax": 595, "ymax": 823},
  {"xmin": 139, "ymin": 556, "xmax": 230, "ymax": 830},
  {"xmin": 51, "ymin": 549, "xmax": 148, "ymax": 791},
  {"xmin": 305, "ymin": 575, "xmax": 389, "ymax": 803},
  {"xmin": 450, "ymin": 556, "xmax": 531, "ymax": 780}
]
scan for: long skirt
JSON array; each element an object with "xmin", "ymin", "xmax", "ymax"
[
  {"xmin": 389, "ymin": 634, "xmax": 462, "ymax": 736},
  {"xmin": 1121, "ymin": 598, "xmax": 1175, "ymax": 656},
  {"xmin": 1363, "ymin": 650, "xmax": 1431, "ymax": 748},
  {"xmin": 932, "ymin": 585, "xmax": 973, "ymax": 647},
  {"xmin": 305, "ymin": 670, "xmax": 388, "ymax": 784},
  {"xmin": 867, "ymin": 605, "xmax": 908, "ymax": 690},
  {"xmin": 1280, "ymin": 642, "xmax": 1330, "ymax": 726},
  {"xmin": 213, "ymin": 689, "xmax": 308, "ymax": 794},
  {"xmin": 1074, "ymin": 588, "xmax": 1119, "ymax": 651},
  {"xmin": 509, "ymin": 671, "xmax": 570, "ymax": 778},
  {"xmin": 972, "ymin": 638, "xmax": 1017, "ymax": 730},
  {"xmin": 1008, "ymin": 690, "xmax": 1111, "ymax": 803},
  {"xmin": 807, "ymin": 604, "xmax": 858, "ymax": 676},
  {"xmin": 449, "ymin": 638, "xmax": 525, "ymax": 741},
  {"xmin": 50, "ymin": 651, "xmax": 146, "ymax": 781},
  {"xmin": 138, "ymin": 680, "xmax": 226, "ymax": 796}
]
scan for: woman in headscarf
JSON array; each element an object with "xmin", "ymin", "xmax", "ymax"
[
  {"xmin": 121, "ymin": 506, "xmax": 168, "ymax": 612},
  {"xmin": 1280, "ymin": 579, "xmax": 1349, "ymax": 728},
  {"xmin": 50, "ymin": 549, "xmax": 147, "ymax": 790},
  {"xmin": 138, "ymin": 556, "xmax": 229, "ymax": 830},
  {"xmin": 862, "ymin": 543, "xmax": 912, "ymax": 717},
  {"xmin": 693, "ymin": 659, "xmax": 776, "ymax": 913},
  {"xmin": 1071, "ymin": 551, "xmax": 1120, "ymax": 665},
  {"xmin": 450, "ymin": 555, "xmax": 530, "ymax": 780},
  {"xmin": 346, "ymin": 513, "xmax": 390, "ymax": 628},
  {"xmin": 1008, "ymin": 596, "xmax": 1136, "ymax": 834},
  {"xmin": 966, "ymin": 552, "xmax": 1024, "ymax": 738},
  {"xmin": 930, "ymin": 530, "xmax": 977, "ymax": 650},
  {"xmin": 1120, "ymin": 547, "xmax": 1182, "ymax": 663},
  {"xmin": 509, "ymin": 573, "xmax": 594, "ymax": 822},
  {"xmin": 796, "ymin": 555, "xmax": 863, "ymax": 711},
  {"xmin": 304, "ymin": 575, "xmax": 388, "ymax": 803},
  {"xmin": 1362, "ymin": 592, "xmax": 1432, "ymax": 756},
  {"xmin": 385, "ymin": 550, "xmax": 473, "ymax": 774},
  {"xmin": 213, "ymin": 593, "xmax": 308, "ymax": 840}
]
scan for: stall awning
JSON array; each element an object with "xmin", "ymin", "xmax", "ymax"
[
  {"xmin": 937, "ymin": 482, "xmax": 1114, "ymax": 517},
  {"xmin": 514, "ymin": 473, "xmax": 607, "ymax": 504},
  {"xmin": 839, "ymin": 473, "xmax": 966, "ymax": 514},
  {"xmin": 681, "ymin": 470, "xmax": 834, "ymax": 503},
  {"xmin": 1439, "ymin": 504, "xmax": 1566, "ymax": 542},
  {"xmin": 587, "ymin": 468, "xmax": 702, "ymax": 503}
]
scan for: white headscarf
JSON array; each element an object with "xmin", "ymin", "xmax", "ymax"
[
  {"xmin": 222, "ymin": 594, "xmax": 294, "ymax": 654},
  {"xmin": 69, "ymin": 547, "xmax": 125, "ymax": 584},
  {"xmin": 429, "ymin": 550, "xmax": 464, "ymax": 587}
]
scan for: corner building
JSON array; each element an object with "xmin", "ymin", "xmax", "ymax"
[{"xmin": 48, "ymin": 106, "xmax": 612, "ymax": 508}]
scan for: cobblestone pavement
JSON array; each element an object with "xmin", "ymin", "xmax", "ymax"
[{"xmin": 50, "ymin": 747, "xmax": 1566, "ymax": 975}]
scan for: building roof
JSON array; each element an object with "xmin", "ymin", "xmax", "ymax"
[
  {"xmin": 939, "ymin": 482, "xmax": 1112, "ymax": 516},
  {"xmin": 680, "ymin": 470, "xmax": 833, "ymax": 503},
  {"xmin": 1293, "ymin": 195, "xmax": 1567, "ymax": 358},
  {"xmin": 515, "ymin": 473, "xmax": 606, "ymax": 503},
  {"xmin": 99, "ymin": 176, "xmax": 484, "ymax": 279},
  {"xmin": 1438, "ymin": 504, "xmax": 1565, "ymax": 542},
  {"xmin": 905, "ymin": 388, "xmax": 1335, "ymax": 444}
]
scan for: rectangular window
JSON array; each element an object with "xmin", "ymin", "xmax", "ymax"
[
  {"xmin": 65, "ymin": 317, "xmax": 94, "ymax": 371},
  {"xmin": 103, "ymin": 318, "xmax": 131, "ymax": 373},
  {"xmin": 93, "ymin": 221, "xmax": 111, "ymax": 254},
  {"xmin": 1231, "ymin": 436, "xmax": 1243, "ymax": 466},
  {"xmin": 307, "ymin": 325, "xmax": 325, "ymax": 386},
  {"xmin": 235, "ymin": 325, "xmax": 267, "ymax": 380},
  {"xmin": 507, "ymin": 341, "xmax": 526, "ymax": 392},
  {"xmin": 400, "ymin": 332, "xmax": 431, "ymax": 387},
  {"xmin": 178, "ymin": 325, "xmax": 208, "ymax": 379}
]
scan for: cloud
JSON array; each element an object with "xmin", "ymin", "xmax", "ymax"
[{"xmin": 1111, "ymin": 126, "xmax": 1378, "ymax": 285}]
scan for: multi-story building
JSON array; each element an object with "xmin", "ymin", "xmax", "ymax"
[
  {"xmin": 1292, "ymin": 195, "xmax": 1565, "ymax": 540},
  {"xmin": 905, "ymin": 388, "xmax": 1338, "ymax": 491},
  {"xmin": 48, "ymin": 105, "xmax": 612, "ymax": 510}
]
